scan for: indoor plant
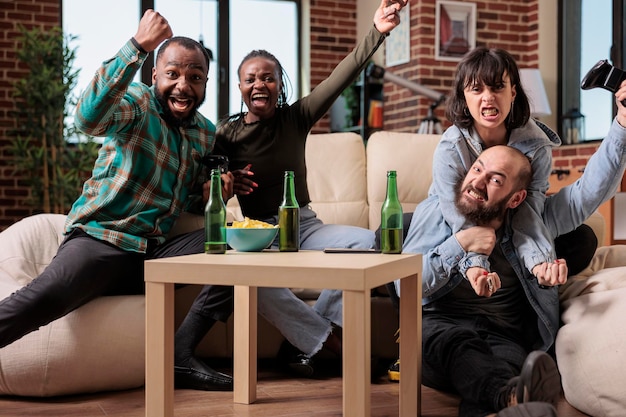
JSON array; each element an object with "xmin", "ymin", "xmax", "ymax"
[{"xmin": 9, "ymin": 25, "xmax": 99, "ymax": 214}]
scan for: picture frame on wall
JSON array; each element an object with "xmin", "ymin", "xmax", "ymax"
[
  {"xmin": 435, "ymin": 0, "xmax": 476, "ymax": 61},
  {"xmin": 385, "ymin": 6, "xmax": 410, "ymax": 66}
]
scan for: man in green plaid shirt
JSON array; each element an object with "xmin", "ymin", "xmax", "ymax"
[{"xmin": 0, "ymin": 10, "xmax": 234, "ymax": 389}]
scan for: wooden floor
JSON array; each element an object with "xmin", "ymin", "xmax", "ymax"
[{"xmin": 0, "ymin": 363, "xmax": 589, "ymax": 417}]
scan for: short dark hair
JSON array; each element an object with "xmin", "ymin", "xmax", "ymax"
[
  {"xmin": 445, "ymin": 47, "xmax": 531, "ymax": 130},
  {"xmin": 156, "ymin": 37, "xmax": 211, "ymax": 72}
]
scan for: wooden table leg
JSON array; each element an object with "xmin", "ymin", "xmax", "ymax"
[
  {"xmin": 145, "ymin": 281, "xmax": 175, "ymax": 417},
  {"xmin": 342, "ymin": 289, "xmax": 371, "ymax": 417},
  {"xmin": 233, "ymin": 285, "xmax": 257, "ymax": 404},
  {"xmin": 399, "ymin": 274, "xmax": 421, "ymax": 417}
]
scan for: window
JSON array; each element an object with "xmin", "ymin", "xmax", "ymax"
[
  {"xmin": 227, "ymin": 0, "xmax": 299, "ymax": 116},
  {"xmin": 62, "ymin": 0, "xmax": 300, "ymax": 126},
  {"xmin": 62, "ymin": 0, "xmax": 139, "ymax": 141},
  {"xmin": 155, "ymin": 0, "xmax": 219, "ymax": 121},
  {"xmin": 560, "ymin": 0, "xmax": 625, "ymax": 142}
]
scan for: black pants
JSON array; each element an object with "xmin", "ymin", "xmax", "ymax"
[
  {"xmin": 421, "ymin": 311, "xmax": 530, "ymax": 416},
  {"xmin": 0, "ymin": 227, "xmax": 229, "ymax": 348}
]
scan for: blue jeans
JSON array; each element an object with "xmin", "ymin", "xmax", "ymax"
[{"xmin": 190, "ymin": 206, "xmax": 375, "ymax": 356}]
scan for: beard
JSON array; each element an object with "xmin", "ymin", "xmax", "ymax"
[
  {"xmin": 454, "ymin": 178, "xmax": 511, "ymax": 225},
  {"xmin": 154, "ymin": 82, "xmax": 205, "ymax": 128}
]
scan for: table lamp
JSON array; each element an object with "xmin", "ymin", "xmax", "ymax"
[{"xmin": 519, "ymin": 68, "xmax": 552, "ymax": 118}]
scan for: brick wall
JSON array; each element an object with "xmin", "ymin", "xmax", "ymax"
[
  {"xmin": 551, "ymin": 141, "xmax": 602, "ymax": 180},
  {"xmin": 0, "ymin": 0, "xmax": 60, "ymax": 229},
  {"xmin": 309, "ymin": 0, "xmax": 358, "ymax": 133}
]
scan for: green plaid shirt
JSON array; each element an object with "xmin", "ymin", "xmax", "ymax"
[{"xmin": 66, "ymin": 39, "xmax": 215, "ymax": 253}]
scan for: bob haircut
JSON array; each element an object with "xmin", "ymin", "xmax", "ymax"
[{"xmin": 445, "ymin": 47, "xmax": 531, "ymax": 130}]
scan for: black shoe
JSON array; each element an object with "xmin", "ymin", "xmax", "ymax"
[
  {"xmin": 288, "ymin": 353, "xmax": 316, "ymax": 378},
  {"xmin": 174, "ymin": 356, "xmax": 233, "ymax": 391},
  {"xmin": 515, "ymin": 351, "xmax": 561, "ymax": 406},
  {"xmin": 496, "ymin": 402, "xmax": 558, "ymax": 417},
  {"xmin": 277, "ymin": 340, "xmax": 316, "ymax": 378},
  {"xmin": 387, "ymin": 358, "xmax": 399, "ymax": 382}
]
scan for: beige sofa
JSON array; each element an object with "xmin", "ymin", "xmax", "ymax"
[{"xmin": 0, "ymin": 131, "xmax": 621, "ymax": 417}]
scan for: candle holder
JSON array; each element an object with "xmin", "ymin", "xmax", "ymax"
[{"xmin": 562, "ymin": 108, "xmax": 585, "ymax": 145}]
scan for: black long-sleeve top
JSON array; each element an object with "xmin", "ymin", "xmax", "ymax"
[{"xmin": 214, "ymin": 26, "xmax": 387, "ymax": 220}]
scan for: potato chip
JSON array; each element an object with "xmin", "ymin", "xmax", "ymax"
[{"xmin": 229, "ymin": 217, "xmax": 277, "ymax": 229}]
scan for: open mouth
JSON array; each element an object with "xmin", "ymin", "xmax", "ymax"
[
  {"xmin": 481, "ymin": 107, "xmax": 498, "ymax": 118},
  {"xmin": 169, "ymin": 96, "xmax": 193, "ymax": 114},
  {"xmin": 466, "ymin": 186, "xmax": 487, "ymax": 201},
  {"xmin": 250, "ymin": 93, "xmax": 270, "ymax": 105}
]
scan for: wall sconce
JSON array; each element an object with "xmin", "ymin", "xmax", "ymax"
[
  {"xmin": 562, "ymin": 108, "xmax": 586, "ymax": 145},
  {"xmin": 519, "ymin": 68, "xmax": 552, "ymax": 118}
]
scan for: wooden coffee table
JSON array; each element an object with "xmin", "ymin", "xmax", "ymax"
[{"xmin": 144, "ymin": 250, "xmax": 422, "ymax": 417}]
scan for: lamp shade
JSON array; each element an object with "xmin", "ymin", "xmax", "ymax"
[{"xmin": 519, "ymin": 68, "xmax": 552, "ymax": 117}]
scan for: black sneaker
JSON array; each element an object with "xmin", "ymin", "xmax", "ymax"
[
  {"xmin": 496, "ymin": 402, "xmax": 558, "ymax": 417},
  {"xmin": 516, "ymin": 351, "xmax": 562, "ymax": 406},
  {"xmin": 387, "ymin": 358, "xmax": 399, "ymax": 382},
  {"xmin": 276, "ymin": 340, "xmax": 316, "ymax": 378}
]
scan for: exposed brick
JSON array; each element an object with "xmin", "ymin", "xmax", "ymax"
[
  {"xmin": 560, "ymin": 147, "xmax": 578, "ymax": 157},
  {"xmin": 553, "ymin": 159, "xmax": 570, "ymax": 168},
  {"xmin": 578, "ymin": 145, "xmax": 599, "ymax": 156}
]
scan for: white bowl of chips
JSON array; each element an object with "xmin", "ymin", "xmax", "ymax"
[{"xmin": 226, "ymin": 218, "xmax": 278, "ymax": 252}]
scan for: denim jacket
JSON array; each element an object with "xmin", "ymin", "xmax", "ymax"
[
  {"xmin": 429, "ymin": 119, "xmax": 561, "ymax": 275},
  {"xmin": 404, "ymin": 118, "xmax": 626, "ymax": 351}
]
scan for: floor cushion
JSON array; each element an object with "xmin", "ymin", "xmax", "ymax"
[
  {"xmin": 557, "ymin": 245, "xmax": 626, "ymax": 417},
  {"xmin": 0, "ymin": 214, "xmax": 145, "ymax": 397}
]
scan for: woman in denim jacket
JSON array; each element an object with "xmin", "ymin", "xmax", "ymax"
[{"xmin": 431, "ymin": 47, "xmax": 575, "ymax": 287}]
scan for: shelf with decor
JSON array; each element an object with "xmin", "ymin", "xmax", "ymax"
[{"xmin": 330, "ymin": 70, "xmax": 384, "ymax": 141}]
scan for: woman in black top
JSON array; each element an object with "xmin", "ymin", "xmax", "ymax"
[{"xmin": 174, "ymin": 0, "xmax": 408, "ymax": 390}]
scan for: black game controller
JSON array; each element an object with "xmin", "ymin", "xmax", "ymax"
[
  {"xmin": 201, "ymin": 154, "xmax": 229, "ymax": 174},
  {"xmin": 580, "ymin": 59, "xmax": 626, "ymax": 106}
]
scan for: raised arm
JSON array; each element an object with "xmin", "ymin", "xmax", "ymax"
[
  {"xmin": 74, "ymin": 10, "xmax": 173, "ymax": 137},
  {"xmin": 544, "ymin": 81, "xmax": 626, "ymax": 239},
  {"xmin": 295, "ymin": 0, "xmax": 408, "ymax": 126}
]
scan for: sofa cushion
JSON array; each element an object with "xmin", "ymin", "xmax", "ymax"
[
  {"xmin": 557, "ymin": 245, "xmax": 626, "ymax": 417},
  {"xmin": 0, "ymin": 214, "xmax": 145, "ymax": 397},
  {"xmin": 0, "ymin": 213, "xmax": 66, "ymax": 287},
  {"xmin": 366, "ymin": 131, "xmax": 441, "ymax": 230},
  {"xmin": 305, "ymin": 132, "xmax": 369, "ymax": 229}
]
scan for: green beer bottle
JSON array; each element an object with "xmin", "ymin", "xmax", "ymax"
[
  {"xmin": 381, "ymin": 170, "xmax": 403, "ymax": 254},
  {"xmin": 204, "ymin": 168, "xmax": 227, "ymax": 254},
  {"xmin": 278, "ymin": 170, "xmax": 300, "ymax": 251}
]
